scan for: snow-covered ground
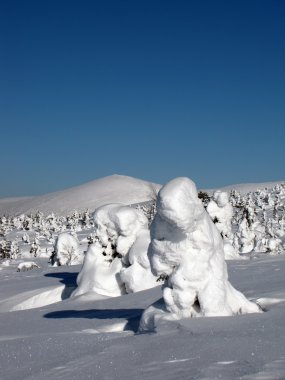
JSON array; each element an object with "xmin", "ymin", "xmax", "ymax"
[
  {"xmin": 0, "ymin": 254, "xmax": 285, "ymax": 379},
  {"xmin": 1, "ymin": 175, "xmax": 285, "ymax": 379}
]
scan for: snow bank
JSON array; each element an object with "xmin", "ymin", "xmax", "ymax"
[{"xmin": 140, "ymin": 177, "xmax": 261, "ymax": 332}]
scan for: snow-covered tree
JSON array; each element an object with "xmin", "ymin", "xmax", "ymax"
[
  {"xmin": 72, "ymin": 203, "xmax": 157, "ymax": 297},
  {"xmin": 207, "ymin": 190, "xmax": 240, "ymax": 259},
  {"xmin": 50, "ymin": 232, "xmax": 83, "ymax": 266},
  {"xmin": 139, "ymin": 178, "xmax": 261, "ymax": 332}
]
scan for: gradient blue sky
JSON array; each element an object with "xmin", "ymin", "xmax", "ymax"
[{"xmin": 1, "ymin": 0, "xmax": 284, "ymax": 197}]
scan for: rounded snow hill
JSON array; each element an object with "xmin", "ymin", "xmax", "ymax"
[{"xmin": 0, "ymin": 175, "xmax": 160, "ymax": 217}]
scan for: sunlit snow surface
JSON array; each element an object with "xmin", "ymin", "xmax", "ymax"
[{"xmin": 0, "ymin": 254, "xmax": 285, "ymax": 379}]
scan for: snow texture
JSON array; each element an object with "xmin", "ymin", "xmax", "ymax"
[
  {"xmin": 51, "ymin": 232, "xmax": 83, "ymax": 266},
  {"xmin": 1, "ymin": 176, "xmax": 285, "ymax": 379},
  {"xmin": 17, "ymin": 261, "xmax": 40, "ymax": 272},
  {"xmin": 72, "ymin": 204, "xmax": 157, "ymax": 297},
  {"xmin": 207, "ymin": 190, "xmax": 240, "ymax": 259},
  {"xmin": 140, "ymin": 178, "xmax": 261, "ymax": 332},
  {"xmin": 0, "ymin": 175, "xmax": 160, "ymax": 216}
]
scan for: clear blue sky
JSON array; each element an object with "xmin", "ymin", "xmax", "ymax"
[{"xmin": 1, "ymin": 0, "xmax": 284, "ymax": 197}]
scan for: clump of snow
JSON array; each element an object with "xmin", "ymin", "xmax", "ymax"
[
  {"xmin": 72, "ymin": 240, "xmax": 125, "ymax": 297},
  {"xmin": 50, "ymin": 232, "xmax": 83, "ymax": 266},
  {"xmin": 139, "ymin": 177, "xmax": 261, "ymax": 332},
  {"xmin": 207, "ymin": 190, "xmax": 240, "ymax": 259},
  {"xmin": 17, "ymin": 261, "xmax": 40, "ymax": 272},
  {"xmin": 72, "ymin": 204, "xmax": 157, "ymax": 298},
  {"xmin": 120, "ymin": 229, "xmax": 157, "ymax": 293}
]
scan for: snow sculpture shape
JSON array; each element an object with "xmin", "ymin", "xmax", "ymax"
[
  {"xmin": 139, "ymin": 178, "xmax": 261, "ymax": 332},
  {"xmin": 207, "ymin": 191, "xmax": 240, "ymax": 259},
  {"xmin": 72, "ymin": 204, "xmax": 157, "ymax": 298},
  {"xmin": 120, "ymin": 229, "xmax": 157, "ymax": 293},
  {"xmin": 51, "ymin": 232, "xmax": 83, "ymax": 266},
  {"xmin": 72, "ymin": 240, "xmax": 125, "ymax": 297}
]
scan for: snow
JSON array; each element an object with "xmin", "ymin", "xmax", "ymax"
[
  {"xmin": 72, "ymin": 203, "xmax": 157, "ymax": 297},
  {"xmin": 17, "ymin": 261, "xmax": 40, "ymax": 272},
  {"xmin": 140, "ymin": 178, "xmax": 260, "ymax": 332},
  {"xmin": 206, "ymin": 180, "xmax": 285, "ymax": 195},
  {"xmin": 51, "ymin": 232, "xmax": 83, "ymax": 266},
  {"xmin": 1, "ymin": 175, "xmax": 285, "ymax": 379},
  {"xmin": 207, "ymin": 190, "xmax": 240, "ymax": 259},
  {"xmin": 0, "ymin": 255, "xmax": 285, "ymax": 379},
  {"xmin": 0, "ymin": 175, "xmax": 160, "ymax": 216}
]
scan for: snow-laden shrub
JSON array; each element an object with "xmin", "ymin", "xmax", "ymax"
[
  {"xmin": 0, "ymin": 240, "xmax": 19, "ymax": 260},
  {"xmin": 207, "ymin": 191, "xmax": 240, "ymax": 259},
  {"xmin": 72, "ymin": 204, "xmax": 157, "ymax": 298},
  {"xmin": 50, "ymin": 232, "xmax": 83, "ymax": 266},
  {"xmin": 139, "ymin": 178, "xmax": 261, "ymax": 332},
  {"xmin": 17, "ymin": 262, "xmax": 40, "ymax": 272},
  {"xmin": 198, "ymin": 190, "xmax": 211, "ymax": 208}
]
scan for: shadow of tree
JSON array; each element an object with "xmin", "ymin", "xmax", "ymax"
[{"xmin": 44, "ymin": 272, "xmax": 78, "ymax": 287}]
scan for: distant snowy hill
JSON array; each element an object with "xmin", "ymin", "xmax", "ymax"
[
  {"xmin": 0, "ymin": 175, "xmax": 160, "ymax": 216},
  {"xmin": 1, "ymin": 175, "xmax": 284, "ymax": 217},
  {"xmin": 205, "ymin": 180, "xmax": 285, "ymax": 195}
]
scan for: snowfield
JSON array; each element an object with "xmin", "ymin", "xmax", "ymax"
[
  {"xmin": 0, "ymin": 175, "xmax": 160, "ymax": 216},
  {"xmin": 1, "ymin": 175, "xmax": 285, "ymax": 379},
  {"xmin": 0, "ymin": 255, "xmax": 285, "ymax": 379}
]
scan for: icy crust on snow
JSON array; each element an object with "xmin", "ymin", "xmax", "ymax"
[
  {"xmin": 207, "ymin": 191, "xmax": 240, "ymax": 260},
  {"xmin": 140, "ymin": 178, "xmax": 261, "ymax": 332},
  {"xmin": 72, "ymin": 204, "xmax": 157, "ymax": 298}
]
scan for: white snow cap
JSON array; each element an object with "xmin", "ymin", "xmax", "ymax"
[
  {"xmin": 140, "ymin": 177, "xmax": 261, "ymax": 332},
  {"xmin": 156, "ymin": 177, "xmax": 204, "ymax": 232}
]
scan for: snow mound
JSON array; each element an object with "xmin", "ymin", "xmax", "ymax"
[{"xmin": 0, "ymin": 175, "xmax": 160, "ymax": 216}]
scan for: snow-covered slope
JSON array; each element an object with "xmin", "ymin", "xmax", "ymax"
[
  {"xmin": 1, "ymin": 175, "xmax": 284, "ymax": 217},
  {"xmin": 0, "ymin": 255, "xmax": 285, "ymax": 379},
  {"xmin": 0, "ymin": 175, "xmax": 160, "ymax": 216},
  {"xmin": 206, "ymin": 180, "xmax": 285, "ymax": 195}
]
